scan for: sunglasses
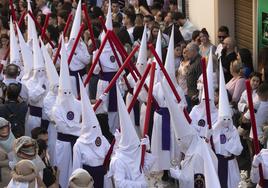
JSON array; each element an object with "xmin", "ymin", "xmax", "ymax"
[{"xmin": 218, "ymin": 35, "xmax": 226, "ymax": 39}]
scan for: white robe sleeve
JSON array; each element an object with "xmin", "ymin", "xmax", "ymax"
[
  {"xmin": 112, "ymin": 160, "xmax": 147, "ymax": 188},
  {"xmin": 28, "ymin": 84, "xmax": 46, "ymax": 104},
  {"xmin": 75, "ymin": 41, "xmax": 90, "ymax": 65},
  {"xmin": 72, "ymin": 143, "xmax": 82, "ymax": 171},
  {"xmin": 224, "ymin": 130, "xmax": 243, "ymax": 156},
  {"xmin": 250, "ymin": 165, "xmax": 260, "ymax": 184},
  {"xmin": 143, "ymin": 152, "xmax": 155, "ymax": 175},
  {"xmin": 238, "ymin": 91, "xmax": 247, "ymax": 113}
]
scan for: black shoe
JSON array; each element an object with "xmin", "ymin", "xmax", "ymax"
[{"xmin": 162, "ymin": 170, "xmax": 169, "ymax": 182}]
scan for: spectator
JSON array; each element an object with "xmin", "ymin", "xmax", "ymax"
[
  {"xmin": 226, "ymin": 60, "xmax": 246, "ymax": 103},
  {"xmin": 111, "ymin": 0, "xmax": 123, "ymax": 24},
  {"xmin": 31, "ymin": 127, "xmax": 49, "ymax": 144},
  {"xmin": 215, "ymin": 26, "xmax": 229, "ymax": 59},
  {"xmin": 0, "ymin": 33, "xmax": 8, "ymax": 61},
  {"xmin": 169, "ymin": 0, "xmax": 178, "ymax": 12},
  {"xmin": 237, "ymin": 48, "xmax": 254, "ymax": 78},
  {"xmin": 199, "ymin": 28, "xmax": 216, "ymax": 58},
  {"xmin": 3, "ymin": 64, "xmax": 29, "ymax": 102},
  {"xmin": 0, "ymin": 83, "xmax": 28, "ymax": 138},
  {"xmin": 37, "ymin": 139, "xmax": 59, "ymax": 188},
  {"xmin": 130, "ymin": 0, "xmax": 151, "ymax": 15},
  {"xmin": 0, "ymin": 16, "xmax": 8, "ymax": 35},
  {"xmin": 176, "ymin": 47, "xmax": 191, "ymax": 110},
  {"xmin": 185, "ymin": 42, "xmax": 202, "ymax": 105},
  {"xmin": 36, "ymin": 0, "xmax": 51, "ymax": 15},
  {"xmin": 174, "ymin": 41, "xmax": 186, "ymax": 69},
  {"xmin": 221, "ymin": 36, "xmax": 237, "ymax": 82},
  {"xmin": 122, "ymin": 8, "xmax": 136, "ymax": 43},
  {"xmin": 191, "ymin": 30, "xmax": 200, "ymax": 46},
  {"xmin": 174, "ymin": 12, "xmax": 197, "ymax": 42},
  {"xmin": 163, "ymin": 12, "xmax": 184, "ymax": 45}
]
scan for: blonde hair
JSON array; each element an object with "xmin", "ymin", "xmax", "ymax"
[{"xmin": 230, "ymin": 60, "xmax": 243, "ymax": 75}]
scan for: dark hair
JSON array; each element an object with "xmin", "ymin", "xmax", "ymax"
[
  {"xmin": 249, "ymin": 72, "xmax": 262, "ymax": 82},
  {"xmin": 0, "ymin": 16, "xmax": 9, "ymax": 30},
  {"xmin": 200, "ymin": 28, "xmax": 209, "ymax": 37},
  {"xmin": 31, "ymin": 127, "xmax": 48, "ymax": 140},
  {"xmin": 6, "ymin": 64, "xmax": 19, "ymax": 78},
  {"xmin": 37, "ymin": 139, "xmax": 47, "ymax": 156},
  {"xmin": 57, "ymin": 10, "xmax": 69, "ymax": 22},
  {"xmin": 117, "ymin": 28, "xmax": 132, "ymax": 46},
  {"xmin": 238, "ymin": 48, "xmax": 254, "ymax": 71},
  {"xmin": 0, "ymin": 33, "xmax": 9, "ymax": 40},
  {"xmin": 151, "ymin": 2, "xmax": 162, "ymax": 10},
  {"xmin": 144, "ymin": 14, "xmax": 154, "ymax": 22},
  {"xmin": 90, "ymin": 6, "xmax": 104, "ymax": 19},
  {"xmin": 218, "ymin": 26, "xmax": 229, "ymax": 35},
  {"xmin": 61, "ymin": 2, "xmax": 72, "ymax": 14},
  {"xmin": 173, "ymin": 12, "xmax": 185, "ymax": 21},
  {"xmin": 257, "ymin": 83, "xmax": 268, "ymax": 96},
  {"xmin": 6, "ymin": 83, "xmax": 20, "ymax": 100},
  {"xmin": 169, "ymin": 0, "xmax": 178, "ymax": 5},
  {"xmin": 192, "ymin": 30, "xmax": 200, "ymax": 40},
  {"xmin": 124, "ymin": 8, "xmax": 136, "ymax": 25},
  {"xmin": 133, "ymin": 26, "xmax": 144, "ymax": 41},
  {"xmin": 47, "ymin": 25, "xmax": 59, "ymax": 44}
]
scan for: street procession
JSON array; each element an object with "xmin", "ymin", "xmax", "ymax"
[{"xmin": 0, "ymin": 0, "xmax": 267, "ymax": 187}]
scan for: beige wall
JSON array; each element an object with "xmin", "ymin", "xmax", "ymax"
[
  {"xmin": 188, "ymin": 0, "xmax": 235, "ymax": 45},
  {"xmin": 188, "ymin": 0, "xmax": 217, "ymax": 44}
]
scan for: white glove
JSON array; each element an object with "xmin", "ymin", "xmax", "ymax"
[
  {"xmin": 170, "ymin": 167, "xmax": 181, "ymax": 180},
  {"xmin": 205, "ymin": 128, "xmax": 213, "ymax": 140},
  {"xmin": 0, "ymin": 60, "xmax": 7, "ymax": 66},
  {"xmin": 114, "ymin": 129, "xmax": 121, "ymax": 141},
  {"xmin": 252, "ymin": 153, "xmax": 262, "ymax": 167},
  {"xmin": 140, "ymin": 135, "xmax": 150, "ymax": 151},
  {"xmin": 99, "ymin": 93, "xmax": 108, "ymax": 101}
]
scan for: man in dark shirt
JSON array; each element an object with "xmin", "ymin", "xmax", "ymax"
[
  {"xmin": 220, "ymin": 37, "xmax": 237, "ymax": 83},
  {"xmin": 0, "ymin": 83, "xmax": 28, "ymax": 138},
  {"xmin": 185, "ymin": 42, "xmax": 202, "ymax": 106}
]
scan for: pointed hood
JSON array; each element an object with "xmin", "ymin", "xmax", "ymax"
[
  {"xmin": 27, "ymin": 0, "xmax": 37, "ymax": 44},
  {"xmin": 69, "ymin": 0, "xmax": 82, "ymax": 40},
  {"xmin": 160, "ymin": 79, "xmax": 196, "ymax": 139},
  {"xmin": 16, "ymin": 23, "xmax": 33, "ymax": 82},
  {"xmin": 9, "ymin": 17, "xmax": 21, "ymax": 65},
  {"xmin": 218, "ymin": 59, "xmax": 232, "ymax": 118},
  {"xmin": 154, "ymin": 30, "xmax": 162, "ymax": 84},
  {"xmin": 116, "ymin": 84, "xmax": 141, "ymax": 178},
  {"xmin": 40, "ymin": 39, "xmax": 59, "ymax": 90},
  {"xmin": 136, "ymin": 26, "xmax": 148, "ymax": 75},
  {"xmin": 57, "ymin": 36, "xmax": 73, "ymax": 104},
  {"xmin": 78, "ymin": 76, "xmax": 103, "ymax": 144},
  {"xmin": 32, "ymin": 35, "xmax": 45, "ymax": 70},
  {"xmin": 106, "ymin": 0, "xmax": 113, "ymax": 30},
  {"xmin": 100, "ymin": 0, "xmax": 113, "ymax": 49},
  {"xmin": 201, "ymin": 48, "xmax": 214, "ymax": 101},
  {"xmin": 117, "ymin": 85, "xmax": 140, "ymax": 150},
  {"xmin": 164, "ymin": 25, "xmax": 176, "ymax": 85}
]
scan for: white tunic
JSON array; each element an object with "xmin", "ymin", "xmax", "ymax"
[
  {"xmin": 25, "ymin": 76, "xmax": 49, "ymax": 136},
  {"xmin": 93, "ymin": 49, "xmax": 122, "ymax": 134},
  {"xmin": 73, "ymin": 136, "xmax": 112, "ymax": 188},
  {"xmin": 250, "ymin": 149, "xmax": 268, "ymax": 188},
  {"xmin": 171, "ymin": 136, "xmax": 219, "ymax": 188},
  {"xmin": 238, "ymin": 89, "xmax": 259, "ymax": 113},
  {"xmin": 66, "ymin": 41, "xmax": 90, "ymax": 98},
  {"xmin": 213, "ymin": 121, "xmax": 243, "ymax": 188},
  {"xmin": 109, "ymin": 152, "xmax": 154, "ymax": 188},
  {"xmin": 43, "ymin": 91, "xmax": 57, "ymax": 166},
  {"xmin": 52, "ymin": 99, "xmax": 81, "ymax": 188},
  {"xmin": 151, "ymin": 82, "xmax": 185, "ymax": 171},
  {"xmin": 190, "ymin": 101, "xmax": 218, "ymax": 139}
]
